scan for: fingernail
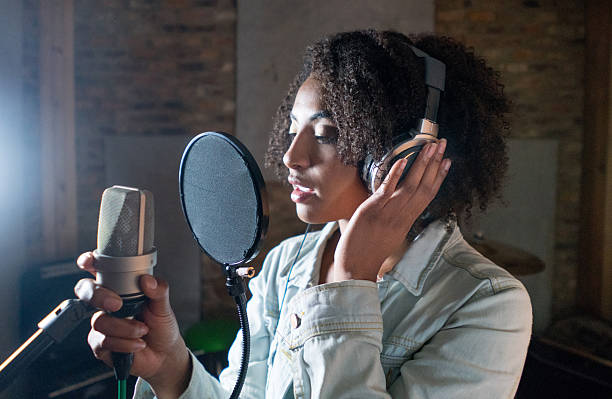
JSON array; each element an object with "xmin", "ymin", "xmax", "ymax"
[
  {"xmin": 136, "ymin": 339, "xmax": 147, "ymax": 350},
  {"xmin": 426, "ymin": 143, "xmax": 436, "ymax": 158},
  {"xmin": 104, "ymin": 297, "xmax": 122, "ymax": 312},
  {"xmin": 138, "ymin": 325, "xmax": 149, "ymax": 336},
  {"xmin": 443, "ymin": 159, "xmax": 452, "ymax": 172},
  {"xmin": 77, "ymin": 252, "xmax": 90, "ymax": 264},
  {"xmin": 143, "ymin": 274, "xmax": 157, "ymax": 290},
  {"xmin": 437, "ymin": 139, "xmax": 447, "ymax": 155},
  {"xmin": 74, "ymin": 280, "xmax": 84, "ymax": 297}
]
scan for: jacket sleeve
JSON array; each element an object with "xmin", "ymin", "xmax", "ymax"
[
  {"xmin": 286, "ymin": 281, "xmax": 531, "ymax": 399},
  {"xmin": 133, "ymin": 248, "xmax": 279, "ymax": 399}
]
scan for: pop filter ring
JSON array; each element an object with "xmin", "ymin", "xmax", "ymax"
[
  {"xmin": 179, "ymin": 131, "xmax": 269, "ymax": 267},
  {"xmin": 178, "ymin": 131, "xmax": 269, "ymax": 399}
]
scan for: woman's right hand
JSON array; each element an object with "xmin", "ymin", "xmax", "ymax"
[{"xmin": 74, "ymin": 252, "xmax": 191, "ymax": 398}]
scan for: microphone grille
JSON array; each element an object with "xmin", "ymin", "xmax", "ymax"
[{"xmin": 97, "ymin": 186, "xmax": 154, "ymax": 256}]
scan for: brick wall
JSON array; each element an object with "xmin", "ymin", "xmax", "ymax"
[
  {"xmin": 436, "ymin": 0, "xmax": 585, "ymax": 320},
  {"xmin": 73, "ymin": 0, "xmax": 236, "ymax": 251},
  {"xmin": 20, "ymin": 0, "xmax": 237, "ymax": 320},
  {"xmin": 20, "ymin": 0, "xmax": 236, "ymax": 257}
]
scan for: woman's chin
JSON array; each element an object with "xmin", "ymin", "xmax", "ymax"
[{"xmin": 295, "ymin": 204, "xmax": 330, "ymax": 225}]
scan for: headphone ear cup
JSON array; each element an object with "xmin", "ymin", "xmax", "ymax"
[
  {"xmin": 365, "ymin": 139, "xmax": 436, "ymax": 193},
  {"xmin": 395, "ymin": 145, "xmax": 424, "ymax": 184},
  {"xmin": 360, "ymin": 154, "xmax": 375, "ymax": 189}
]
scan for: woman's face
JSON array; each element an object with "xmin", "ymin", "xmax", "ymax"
[{"xmin": 283, "ymin": 76, "xmax": 369, "ymax": 224}]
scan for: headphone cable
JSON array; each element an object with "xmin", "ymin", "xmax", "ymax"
[{"xmin": 278, "ymin": 224, "xmax": 311, "ymax": 315}]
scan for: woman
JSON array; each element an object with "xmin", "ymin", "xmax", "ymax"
[{"xmin": 75, "ymin": 30, "xmax": 532, "ymax": 398}]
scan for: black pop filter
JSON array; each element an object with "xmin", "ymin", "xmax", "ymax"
[
  {"xmin": 179, "ymin": 131, "xmax": 268, "ymax": 399},
  {"xmin": 179, "ymin": 131, "xmax": 269, "ymax": 267}
]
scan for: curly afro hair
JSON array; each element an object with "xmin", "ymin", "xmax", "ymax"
[{"xmin": 265, "ymin": 30, "xmax": 510, "ymax": 225}]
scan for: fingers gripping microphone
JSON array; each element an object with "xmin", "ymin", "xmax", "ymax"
[
  {"xmin": 0, "ymin": 186, "xmax": 155, "ymax": 394},
  {"xmin": 93, "ymin": 186, "xmax": 157, "ymax": 382}
]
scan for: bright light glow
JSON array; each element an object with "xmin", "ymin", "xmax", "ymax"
[
  {"xmin": 0, "ymin": 0, "xmax": 27, "ymax": 361},
  {"xmin": 0, "ymin": 93, "xmax": 26, "ymax": 238}
]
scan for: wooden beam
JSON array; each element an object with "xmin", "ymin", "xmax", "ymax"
[
  {"xmin": 39, "ymin": 0, "xmax": 77, "ymax": 260},
  {"xmin": 580, "ymin": 0, "xmax": 612, "ymax": 321}
]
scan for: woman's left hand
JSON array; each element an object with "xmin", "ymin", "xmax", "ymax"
[{"xmin": 333, "ymin": 139, "xmax": 451, "ymax": 282}]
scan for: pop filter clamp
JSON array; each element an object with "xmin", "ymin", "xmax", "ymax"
[{"xmin": 179, "ymin": 132, "xmax": 269, "ymax": 399}]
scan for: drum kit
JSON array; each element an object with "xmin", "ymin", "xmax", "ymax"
[{"xmin": 466, "ymin": 232, "xmax": 545, "ymax": 276}]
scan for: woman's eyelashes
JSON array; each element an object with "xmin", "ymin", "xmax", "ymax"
[
  {"xmin": 315, "ymin": 125, "xmax": 338, "ymax": 144},
  {"xmin": 287, "ymin": 128, "xmax": 337, "ymax": 145},
  {"xmin": 314, "ymin": 135, "xmax": 337, "ymax": 144}
]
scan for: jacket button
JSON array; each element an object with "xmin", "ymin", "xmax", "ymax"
[{"xmin": 290, "ymin": 313, "xmax": 301, "ymax": 329}]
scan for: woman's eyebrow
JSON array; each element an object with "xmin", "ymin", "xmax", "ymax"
[
  {"xmin": 290, "ymin": 110, "xmax": 333, "ymax": 123},
  {"xmin": 309, "ymin": 110, "xmax": 333, "ymax": 121}
]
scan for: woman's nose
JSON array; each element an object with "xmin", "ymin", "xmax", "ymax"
[{"xmin": 283, "ymin": 131, "xmax": 310, "ymax": 170}]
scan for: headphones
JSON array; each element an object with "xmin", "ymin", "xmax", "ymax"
[{"xmin": 361, "ymin": 45, "xmax": 446, "ymax": 193}]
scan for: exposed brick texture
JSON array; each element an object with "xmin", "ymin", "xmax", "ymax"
[
  {"xmin": 21, "ymin": 0, "xmax": 238, "ymax": 320},
  {"xmin": 436, "ymin": 0, "xmax": 585, "ymax": 320},
  {"xmin": 73, "ymin": 0, "xmax": 236, "ymax": 252}
]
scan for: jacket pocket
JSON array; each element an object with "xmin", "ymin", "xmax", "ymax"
[{"xmin": 380, "ymin": 341, "xmax": 418, "ymax": 388}]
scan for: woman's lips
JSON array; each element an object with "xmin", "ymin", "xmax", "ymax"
[
  {"xmin": 289, "ymin": 182, "xmax": 315, "ymax": 203},
  {"xmin": 291, "ymin": 188, "xmax": 315, "ymax": 203}
]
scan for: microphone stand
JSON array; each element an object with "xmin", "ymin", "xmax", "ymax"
[
  {"xmin": 224, "ymin": 265, "xmax": 250, "ymax": 399},
  {"xmin": 0, "ymin": 299, "xmax": 96, "ymax": 393}
]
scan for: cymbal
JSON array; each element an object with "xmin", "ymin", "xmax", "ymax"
[{"xmin": 466, "ymin": 237, "xmax": 545, "ymax": 276}]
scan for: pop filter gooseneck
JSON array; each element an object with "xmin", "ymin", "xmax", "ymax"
[{"xmin": 179, "ymin": 132, "xmax": 269, "ymax": 399}]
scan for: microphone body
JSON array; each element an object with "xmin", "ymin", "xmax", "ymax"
[
  {"xmin": 93, "ymin": 185, "xmax": 156, "ymax": 379},
  {"xmin": 94, "ymin": 186, "xmax": 156, "ymax": 303}
]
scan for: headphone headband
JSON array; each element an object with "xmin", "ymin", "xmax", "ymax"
[
  {"xmin": 408, "ymin": 45, "xmax": 446, "ymax": 92},
  {"xmin": 361, "ymin": 45, "xmax": 447, "ymax": 193},
  {"xmin": 408, "ymin": 45, "xmax": 445, "ymax": 125}
]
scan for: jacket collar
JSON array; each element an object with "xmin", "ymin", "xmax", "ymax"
[
  {"xmin": 291, "ymin": 218, "xmax": 460, "ymax": 295},
  {"xmin": 290, "ymin": 221, "xmax": 338, "ymax": 290},
  {"xmin": 386, "ymin": 218, "xmax": 460, "ymax": 296}
]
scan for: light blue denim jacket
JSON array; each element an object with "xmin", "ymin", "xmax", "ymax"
[{"xmin": 135, "ymin": 218, "xmax": 532, "ymax": 398}]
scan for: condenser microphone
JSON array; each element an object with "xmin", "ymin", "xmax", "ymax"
[
  {"xmin": 0, "ymin": 186, "xmax": 157, "ymax": 391},
  {"xmin": 93, "ymin": 185, "xmax": 157, "ymax": 382},
  {"xmin": 93, "ymin": 186, "xmax": 157, "ymax": 309}
]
